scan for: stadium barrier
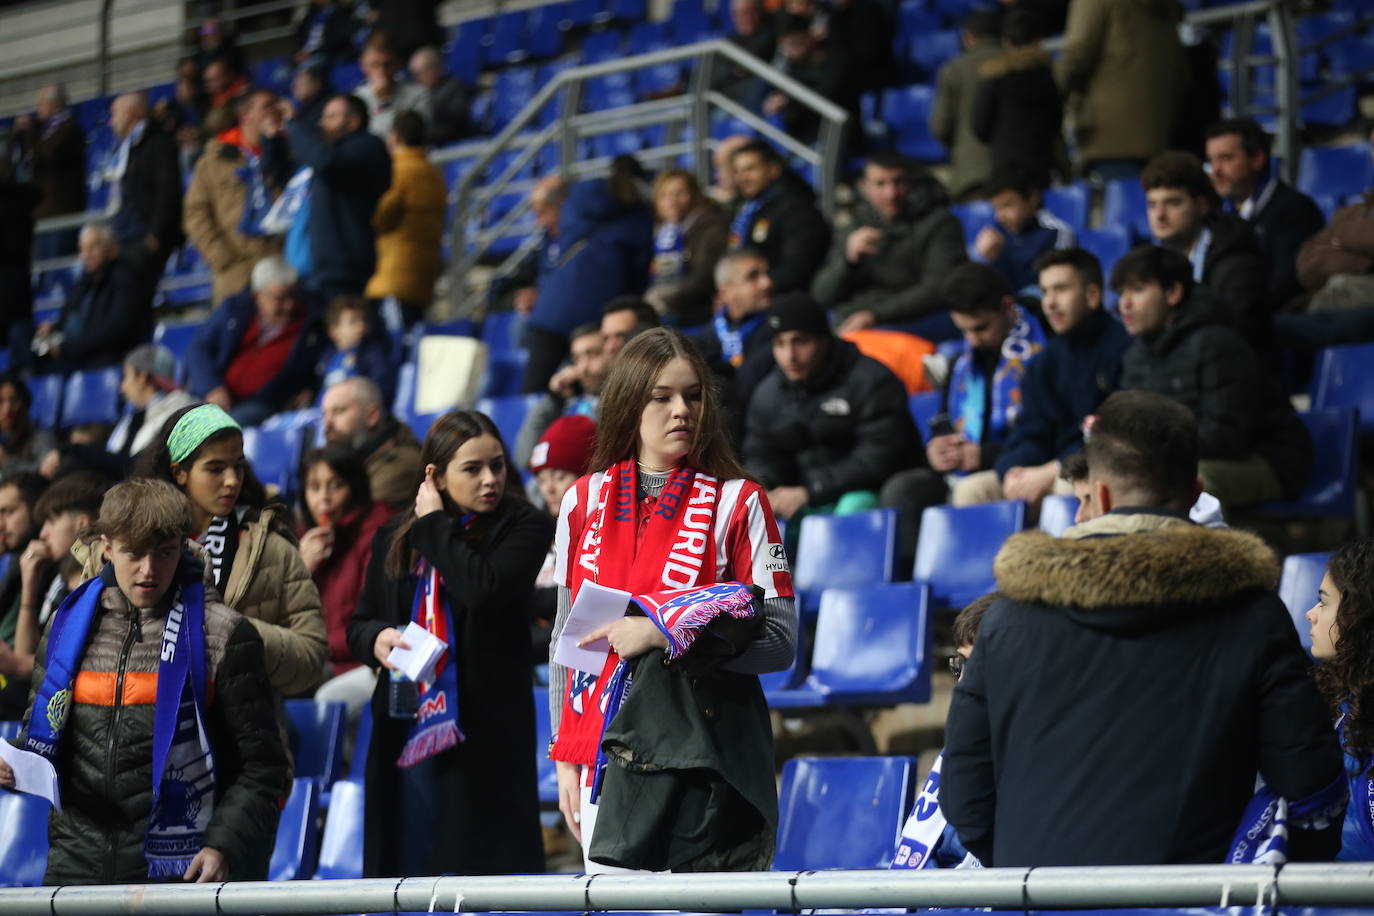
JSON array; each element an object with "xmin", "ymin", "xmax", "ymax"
[{"xmin": 3, "ymin": 865, "xmax": 1374, "ymax": 914}]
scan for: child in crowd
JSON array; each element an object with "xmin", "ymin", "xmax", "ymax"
[
  {"xmin": 1, "ymin": 478, "xmax": 288, "ymax": 885},
  {"xmin": 972, "ymin": 165, "xmax": 1075, "ymax": 297},
  {"xmin": 316, "ymin": 296, "xmax": 396, "ymax": 407}
]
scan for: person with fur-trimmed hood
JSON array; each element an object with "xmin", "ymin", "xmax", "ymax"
[{"xmin": 941, "ymin": 389, "xmax": 1346, "ymax": 867}]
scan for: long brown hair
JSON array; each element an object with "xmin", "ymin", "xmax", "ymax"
[
  {"xmin": 384, "ymin": 409, "xmax": 522, "ymax": 578},
  {"xmin": 589, "ymin": 327, "xmax": 748, "ymax": 481},
  {"xmin": 1314, "ymin": 538, "xmax": 1374, "ymax": 774}
]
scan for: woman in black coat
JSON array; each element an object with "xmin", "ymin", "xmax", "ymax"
[{"xmin": 348, "ymin": 410, "xmax": 553, "ymax": 877}]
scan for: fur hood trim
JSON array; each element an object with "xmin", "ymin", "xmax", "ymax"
[
  {"xmin": 994, "ymin": 526, "xmax": 1280, "ymax": 609},
  {"xmin": 978, "ymin": 46, "xmax": 1054, "ymax": 79}
]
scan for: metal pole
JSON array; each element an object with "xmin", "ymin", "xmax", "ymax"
[
  {"xmin": 1267, "ymin": 1, "xmax": 1299, "ymax": 186},
  {"xmin": 97, "ymin": 0, "xmax": 116, "ymax": 103},
  {"xmin": 10, "ymin": 865, "xmax": 1374, "ymax": 915}
]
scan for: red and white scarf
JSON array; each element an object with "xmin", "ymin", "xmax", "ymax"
[{"xmin": 551, "ymin": 458, "xmax": 723, "ymax": 765}]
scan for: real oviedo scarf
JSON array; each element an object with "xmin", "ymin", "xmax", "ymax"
[
  {"xmin": 395, "ymin": 514, "xmax": 476, "ymax": 768},
  {"xmin": 27, "ymin": 571, "xmax": 216, "ymax": 878},
  {"xmin": 551, "ymin": 460, "xmax": 723, "ymax": 765}
]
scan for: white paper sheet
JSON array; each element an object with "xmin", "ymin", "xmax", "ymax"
[
  {"xmin": 0, "ymin": 739, "xmax": 61, "ymax": 811},
  {"xmin": 552, "ymin": 581, "xmax": 633, "ymax": 674},
  {"xmin": 386, "ymin": 621, "xmax": 448, "ymax": 685}
]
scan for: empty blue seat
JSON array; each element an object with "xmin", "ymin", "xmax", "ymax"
[
  {"xmin": 886, "ymin": 85, "xmax": 946, "ymax": 162},
  {"xmin": 1302, "ymin": 85, "xmax": 1357, "ymax": 128},
  {"xmin": 565, "ymin": 0, "xmax": 607, "ymax": 27},
  {"xmin": 284, "ymin": 700, "xmax": 347, "ymax": 790},
  {"xmin": 1255, "ymin": 408, "xmax": 1358, "ymax": 520},
  {"xmin": 671, "ymin": 4, "xmax": 713, "ymax": 43},
  {"xmin": 481, "ymin": 310, "xmax": 523, "ymax": 353},
  {"xmin": 1102, "ymin": 179, "xmax": 1149, "ymax": 239},
  {"xmin": 409, "ymin": 411, "xmax": 442, "ymax": 444},
  {"xmin": 526, "ymin": 3, "xmax": 568, "ymax": 58},
  {"xmin": 1297, "ymin": 143, "xmax": 1374, "ymax": 199},
  {"xmin": 270, "ymin": 778, "xmax": 321, "ymax": 881},
  {"xmin": 0, "ymin": 791, "xmax": 49, "ymax": 887},
  {"xmin": 1313, "ymin": 343, "xmax": 1374, "ymax": 433},
  {"xmin": 583, "ymin": 28, "xmax": 625, "ymax": 62},
  {"xmin": 28, "ymin": 374, "xmax": 63, "ymax": 429},
  {"xmin": 949, "ymin": 200, "xmax": 994, "ymax": 248},
  {"xmin": 475, "ymin": 393, "xmax": 543, "ymax": 451},
  {"xmin": 1279, "ymin": 552, "xmax": 1331, "ymax": 654},
  {"xmin": 243, "ymin": 424, "xmax": 309, "ymax": 497},
  {"xmin": 532, "ymin": 686, "xmax": 558, "ymax": 805},
  {"xmin": 910, "ymin": 29, "xmax": 960, "ymax": 77},
  {"xmin": 914, "ymin": 501, "xmax": 1027, "ymax": 609},
  {"xmin": 1042, "ymin": 184, "xmax": 1090, "ymax": 232},
  {"xmin": 774, "ymin": 756, "xmax": 918, "ymax": 870},
  {"xmin": 609, "ymin": 0, "xmax": 646, "ymax": 22},
  {"xmin": 793, "ymin": 510, "xmax": 897, "ymax": 618},
  {"xmin": 449, "ymin": 19, "xmax": 488, "ymax": 83},
  {"xmin": 805, "ymin": 583, "xmax": 931, "ymax": 705},
  {"xmin": 483, "ymin": 10, "xmax": 529, "ymax": 66},
  {"xmin": 908, "ymin": 390, "xmax": 942, "ymax": 441},
  {"xmin": 313, "ymin": 778, "xmax": 364, "ymax": 880},
  {"xmin": 1038, "ymin": 493, "xmax": 1079, "ymax": 536},
  {"xmin": 896, "ymin": 0, "xmax": 940, "ymax": 39},
  {"xmin": 481, "ymin": 350, "xmax": 531, "ymax": 398},
  {"xmin": 0, "ymin": 721, "xmax": 19, "ymax": 741},
  {"xmin": 60, "ymin": 366, "xmax": 121, "ymax": 428},
  {"xmin": 349, "ymin": 702, "xmax": 372, "ymax": 782},
  {"xmin": 392, "ymin": 361, "xmax": 417, "ymax": 420},
  {"xmin": 1078, "ymin": 226, "xmax": 1132, "ymax": 279}
]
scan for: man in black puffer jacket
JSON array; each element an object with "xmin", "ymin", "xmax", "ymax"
[
  {"xmin": 743, "ymin": 294, "xmax": 921, "ymax": 530},
  {"xmin": 4, "ymin": 479, "xmax": 287, "ymax": 885},
  {"xmin": 942, "ymin": 390, "xmax": 1344, "ymax": 867},
  {"xmin": 1114, "ymin": 245, "xmax": 1312, "ymax": 508}
]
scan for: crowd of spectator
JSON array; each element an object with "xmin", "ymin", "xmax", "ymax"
[{"xmin": 1, "ymin": 0, "xmax": 1374, "ymax": 892}]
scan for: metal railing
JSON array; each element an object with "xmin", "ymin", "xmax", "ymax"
[
  {"xmin": 440, "ymin": 37, "xmax": 849, "ymax": 314},
  {"xmin": 2, "ymin": 864, "xmax": 1374, "ymax": 914}
]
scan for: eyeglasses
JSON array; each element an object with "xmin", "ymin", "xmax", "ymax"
[{"xmin": 947, "ymin": 655, "xmax": 966, "ymax": 679}]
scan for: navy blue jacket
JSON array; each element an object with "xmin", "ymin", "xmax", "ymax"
[
  {"xmin": 989, "ymin": 211, "xmax": 1074, "ymax": 296},
  {"xmin": 185, "ymin": 290, "xmax": 328, "ymax": 412},
  {"xmin": 286, "ymin": 122, "xmax": 392, "ymax": 296},
  {"xmin": 1239, "ymin": 178, "xmax": 1326, "ymax": 308},
  {"xmin": 529, "ymin": 179, "xmax": 653, "ymax": 337},
  {"xmin": 995, "ymin": 307, "xmax": 1130, "ymax": 478}
]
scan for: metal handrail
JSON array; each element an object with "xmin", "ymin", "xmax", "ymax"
[
  {"xmin": 2, "ymin": 863, "xmax": 1374, "ymax": 914},
  {"xmin": 443, "ymin": 37, "xmax": 849, "ymax": 313}
]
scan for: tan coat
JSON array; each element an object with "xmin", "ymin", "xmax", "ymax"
[
  {"xmin": 365, "ymin": 419, "xmax": 423, "ymax": 509},
  {"xmin": 1056, "ymin": 0, "xmax": 1188, "ymax": 166},
  {"xmin": 183, "ymin": 139, "xmax": 283, "ymax": 306},
  {"xmin": 930, "ymin": 37, "xmax": 1000, "ymax": 199},
  {"xmin": 364, "ymin": 146, "xmax": 446, "ymax": 305},
  {"xmin": 221, "ymin": 508, "xmax": 329, "ymax": 696}
]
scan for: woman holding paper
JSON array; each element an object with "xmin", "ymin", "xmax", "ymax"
[
  {"xmin": 1307, "ymin": 539, "xmax": 1374, "ymax": 860},
  {"xmin": 348, "ymin": 409, "xmax": 552, "ymax": 877},
  {"xmin": 547, "ymin": 327, "xmax": 798, "ymax": 871}
]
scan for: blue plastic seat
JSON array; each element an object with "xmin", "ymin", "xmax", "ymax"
[
  {"xmin": 1078, "ymin": 226, "xmax": 1132, "ymax": 280},
  {"xmin": 284, "ymin": 700, "xmax": 347, "ymax": 790},
  {"xmin": 805, "ymin": 583, "xmax": 931, "ymax": 705},
  {"xmin": 1279, "ymin": 552, "xmax": 1331, "ymax": 654},
  {"xmin": 1102, "ymin": 179, "xmax": 1149, "ymax": 239},
  {"xmin": 565, "ymin": 0, "xmax": 607, "ymax": 27},
  {"xmin": 313, "ymin": 778, "xmax": 365, "ymax": 880},
  {"xmin": 609, "ymin": 0, "xmax": 646, "ymax": 22},
  {"xmin": 532, "ymin": 686, "xmax": 558, "ymax": 805},
  {"xmin": 1255, "ymin": 408, "xmax": 1358, "ymax": 520},
  {"xmin": 1302, "ymin": 85, "xmax": 1357, "ymax": 128},
  {"xmin": 349, "ymin": 702, "xmax": 372, "ymax": 783},
  {"xmin": 793, "ymin": 509, "xmax": 897, "ymax": 618},
  {"xmin": 448, "ymin": 19, "xmax": 488, "ymax": 83},
  {"xmin": 409, "ymin": 411, "xmax": 442, "ymax": 444},
  {"xmin": 908, "ymin": 390, "xmax": 942, "ymax": 442},
  {"xmin": 1313, "ymin": 343, "xmax": 1374, "ymax": 434},
  {"xmin": 773, "ymin": 756, "xmax": 918, "ymax": 870},
  {"xmin": 483, "ymin": 10, "xmax": 529, "ymax": 66},
  {"xmin": 242, "ymin": 423, "xmax": 309, "ymax": 498},
  {"xmin": 671, "ymin": 4, "xmax": 713, "ymax": 43},
  {"xmin": 28, "ymin": 374, "xmax": 63, "ymax": 429},
  {"xmin": 480, "ymin": 310, "xmax": 523, "ymax": 353},
  {"xmin": 761, "ymin": 622, "xmax": 813, "ymax": 705},
  {"xmin": 270, "ymin": 778, "xmax": 321, "ymax": 881},
  {"xmin": 60, "ymin": 366, "xmax": 121, "ymax": 428},
  {"xmin": 896, "ymin": 0, "xmax": 940, "ymax": 39},
  {"xmin": 475, "ymin": 393, "xmax": 543, "ymax": 451},
  {"xmin": 911, "ymin": 29, "xmax": 961, "ymax": 78},
  {"xmin": 1042, "ymin": 184, "xmax": 1090, "ymax": 233},
  {"xmin": 949, "ymin": 200, "xmax": 994, "ymax": 248},
  {"xmin": 392, "ymin": 361, "xmax": 417, "ymax": 421},
  {"xmin": 914, "ymin": 501, "xmax": 1027, "ymax": 609},
  {"xmin": 1038, "ymin": 493, "xmax": 1079, "ymax": 537},
  {"xmin": 526, "ymin": 3, "xmax": 568, "ymax": 58},
  {"xmin": 480, "ymin": 350, "xmax": 531, "ymax": 398},
  {"xmin": 885, "ymin": 85, "xmax": 946, "ymax": 162},
  {"xmin": 1297, "ymin": 143, "xmax": 1374, "ymax": 200},
  {"xmin": 0, "ymin": 721, "xmax": 19, "ymax": 741},
  {"xmin": 583, "ymin": 28, "xmax": 625, "ymax": 63},
  {"xmin": 0, "ymin": 791, "xmax": 49, "ymax": 887}
]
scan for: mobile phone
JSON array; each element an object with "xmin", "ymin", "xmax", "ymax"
[{"xmin": 928, "ymin": 413, "xmax": 955, "ymax": 439}]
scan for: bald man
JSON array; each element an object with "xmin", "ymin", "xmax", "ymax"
[
  {"xmin": 107, "ymin": 92, "xmax": 183, "ymax": 305},
  {"xmin": 408, "ymin": 46, "xmax": 472, "ymax": 145}
]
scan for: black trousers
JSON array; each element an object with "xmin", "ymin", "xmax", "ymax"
[{"xmin": 521, "ymin": 324, "xmax": 569, "ymax": 394}]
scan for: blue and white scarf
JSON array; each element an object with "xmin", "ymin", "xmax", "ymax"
[
  {"xmin": 729, "ymin": 185, "xmax": 775, "ymax": 249},
  {"xmin": 396, "ymin": 559, "xmax": 465, "ymax": 767},
  {"xmin": 260, "ymin": 166, "xmax": 312, "ymax": 237},
  {"xmin": 1227, "ymin": 773, "xmax": 1347, "ymax": 864},
  {"xmin": 713, "ymin": 307, "xmax": 766, "ymax": 369},
  {"xmin": 651, "ymin": 222, "xmax": 687, "ymax": 284},
  {"xmin": 890, "ymin": 752, "xmax": 979, "ymax": 870},
  {"xmin": 235, "ymin": 151, "xmax": 272, "ymax": 238},
  {"xmin": 947, "ymin": 303, "xmax": 1045, "ymax": 451},
  {"xmin": 27, "ymin": 569, "xmax": 216, "ymax": 878}
]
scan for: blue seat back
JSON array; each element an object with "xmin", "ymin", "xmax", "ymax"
[
  {"xmin": 1298, "ymin": 143, "xmax": 1374, "ymax": 199},
  {"xmin": 1042, "ymin": 184, "xmax": 1090, "ymax": 232},
  {"xmin": 1256, "ymin": 409, "xmax": 1358, "ymax": 519},
  {"xmin": 1101, "ymin": 180, "xmax": 1149, "ymax": 239},
  {"xmin": 28, "ymin": 374, "xmax": 63, "ymax": 429},
  {"xmin": 533, "ymin": 686, "xmax": 558, "ymax": 804},
  {"xmin": 914, "ymin": 501, "xmax": 1026, "ymax": 608},
  {"xmin": 153, "ymin": 321, "xmax": 201, "ymax": 379},
  {"xmin": 349, "ymin": 701, "xmax": 372, "ymax": 783},
  {"xmin": 480, "ymin": 349, "xmax": 530, "ymax": 398},
  {"xmin": 475, "ymin": 394, "xmax": 542, "ymax": 455},
  {"xmin": 1313, "ymin": 344, "xmax": 1374, "ymax": 432},
  {"xmin": 794, "ymin": 509, "xmax": 896, "ymax": 597},
  {"xmin": 314, "ymin": 778, "xmax": 365, "ymax": 880},
  {"xmin": 0, "ymin": 721, "xmax": 20, "ymax": 741},
  {"xmin": 242, "ymin": 424, "xmax": 308, "ymax": 498},
  {"xmin": 0, "ymin": 792, "xmax": 49, "ymax": 886},
  {"xmin": 392, "ymin": 361, "xmax": 417, "ymax": 420},
  {"xmin": 774, "ymin": 756, "xmax": 918, "ymax": 871},
  {"xmin": 1279, "ymin": 552, "xmax": 1331, "ymax": 653},
  {"xmin": 409, "ymin": 411, "xmax": 442, "ymax": 444},
  {"xmin": 949, "ymin": 201, "xmax": 994, "ymax": 248},
  {"xmin": 269, "ymin": 777, "xmax": 321, "ymax": 881},
  {"xmin": 1038, "ymin": 494, "xmax": 1078, "ymax": 536},
  {"xmin": 807, "ymin": 583, "xmax": 930, "ymax": 705},
  {"xmin": 1078, "ymin": 227, "xmax": 1132, "ymax": 280},
  {"xmin": 61, "ymin": 367, "xmax": 122, "ymax": 428},
  {"xmin": 284, "ymin": 700, "xmax": 347, "ymax": 789}
]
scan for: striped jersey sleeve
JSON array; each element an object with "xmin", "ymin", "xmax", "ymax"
[{"xmin": 716, "ymin": 479, "xmax": 795, "ymax": 599}]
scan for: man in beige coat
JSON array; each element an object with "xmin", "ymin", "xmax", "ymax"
[
  {"xmin": 183, "ymin": 88, "xmax": 287, "ymax": 305},
  {"xmin": 930, "ymin": 10, "xmax": 1001, "ymax": 200}
]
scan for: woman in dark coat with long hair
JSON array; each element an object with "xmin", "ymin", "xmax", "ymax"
[{"xmin": 347, "ymin": 409, "xmax": 552, "ymax": 877}]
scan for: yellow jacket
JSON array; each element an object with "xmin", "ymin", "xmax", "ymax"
[{"xmin": 364, "ymin": 146, "xmax": 446, "ymax": 305}]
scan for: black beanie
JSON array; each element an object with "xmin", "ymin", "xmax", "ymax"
[{"xmin": 767, "ymin": 292, "xmax": 832, "ymax": 337}]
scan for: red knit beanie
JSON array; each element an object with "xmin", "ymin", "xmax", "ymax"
[{"xmin": 530, "ymin": 414, "xmax": 598, "ymax": 475}]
